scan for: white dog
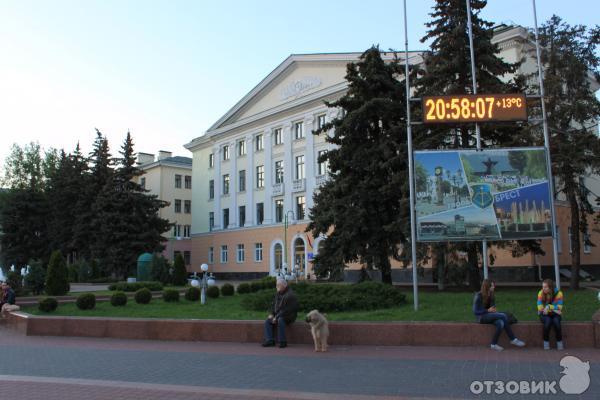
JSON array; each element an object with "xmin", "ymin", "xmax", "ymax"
[{"xmin": 305, "ymin": 309, "xmax": 329, "ymax": 352}]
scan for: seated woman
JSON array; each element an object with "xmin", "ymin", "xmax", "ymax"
[
  {"xmin": 473, "ymin": 279, "xmax": 526, "ymax": 351},
  {"xmin": 537, "ymin": 279, "xmax": 564, "ymax": 350}
]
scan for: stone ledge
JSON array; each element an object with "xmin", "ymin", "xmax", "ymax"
[{"xmin": 5, "ymin": 312, "xmax": 597, "ymax": 348}]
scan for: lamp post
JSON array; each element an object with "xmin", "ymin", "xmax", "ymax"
[
  {"xmin": 283, "ymin": 210, "xmax": 295, "ymax": 280},
  {"xmin": 199, "ymin": 263, "xmax": 216, "ymax": 305}
]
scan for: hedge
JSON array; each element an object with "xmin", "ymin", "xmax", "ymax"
[
  {"xmin": 76, "ymin": 293, "xmax": 96, "ymax": 310},
  {"xmin": 220, "ymin": 283, "xmax": 234, "ymax": 296},
  {"xmin": 163, "ymin": 289, "xmax": 180, "ymax": 302},
  {"xmin": 134, "ymin": 288, "xmax": 152, "ymax": 304},
  {"xmin": 240, "ymin": 281, "xmax": 406, "ymax": 313},
  {"xmin": 185, "ymin": 287, "xmax": 200, "ymax": 301},
  {"xmin": 110, "ymin": 291, "xmax": 128, "ymax": 306},
  {"xmin": 38, "ymin": 297, "xmax": 58, "ymax": 312},
  {"xmin": 206, "ymin": 286, "xmax": 220, "ymax": 298}
]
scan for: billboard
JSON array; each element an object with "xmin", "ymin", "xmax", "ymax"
[{"xmin": 414, "ymin": 148, "xmax": 553, "ymax": 242}]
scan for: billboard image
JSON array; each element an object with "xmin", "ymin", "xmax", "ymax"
[{"xmin": 414, "ymin": 148, "xmax": 553, "ymax": 242}]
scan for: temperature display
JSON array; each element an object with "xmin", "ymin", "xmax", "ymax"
[{"xmin": 422, "ymin": 94, "xmax": 527, "ymax": 123}]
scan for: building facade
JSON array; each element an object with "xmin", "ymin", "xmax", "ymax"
[
  {"xmin": 185, "ymin": 25, "xmax": 600, "ymax": 280},
  {"xmin": 136, "ymin": 151, "xmax": 193, "ymax": 266}
]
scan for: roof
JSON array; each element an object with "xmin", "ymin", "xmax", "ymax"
[{"xmin": 139, "ymin": 156, "xmax": 192, "ymax": 170}]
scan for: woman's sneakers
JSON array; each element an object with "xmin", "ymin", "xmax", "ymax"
[
  {"xmin": 510, "ymin": 338, "xmax": 526, "ymax": 347},
  {"xmin": 544, "ymin": 341, "xmax": 550, "ymax": 350},
  {"xmin": 557, "ymin": 341, "xmax": 564, "ymax": 350},
  {"xmin": 490, "ymin": 344, "xmax": 504, "ymax": 351}
]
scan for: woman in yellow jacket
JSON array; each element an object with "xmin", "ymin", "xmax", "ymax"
[{"xmin": 537, "ymin": 279, "xmax": 564, "ymax": 350}]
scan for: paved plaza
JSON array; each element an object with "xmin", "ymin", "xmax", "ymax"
[{"xmin": 0, "ymin": 327, "xmax": 598, "ymax": 399}]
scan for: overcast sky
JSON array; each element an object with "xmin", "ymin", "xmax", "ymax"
[{"xmin": 0, "ymin": 0, "xmax": 597, "ymax": 167}]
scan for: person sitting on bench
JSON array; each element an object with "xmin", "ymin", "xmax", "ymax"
[{"xmin": 262, "ymin": 278, "xmax": 298, "ymax": 348}]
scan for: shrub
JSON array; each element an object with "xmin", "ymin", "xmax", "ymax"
[
  {"xmin": 24, "ymin": 260, "xmax": 46, "ymax": 295},
  {"xmin": 236, "ymin": 282, "xmax": 251, "ymax": 294},
  {"xmin": 172, "ymin": 253, "xmax": 188, "ymax": 286},
  {"xmin": 76, "ymin": 293, "xmax": 96, "ymax": 310},
  {"xmin": 185, "ymin": 287, "xmax": 200, "ymax": 301},
  {"xmin": 241, "ymin": 282, "xmax": 406, "ymax": 313},
  {"xmin": 135, "ymin": 288, "xmax": 152, "ymax": 304},
  {"xmin": 108, "ymin": 281, "xmax": 163, "ymax": 292},
  {"xmin": 221, "ymin": 283, "xmax": 234, "ymax": 296},
  {"xmin": 163, "ymin": 289, "xmax": 180, "ymax": 302},
  {"xmin": 250, "ymin": 281, "xmax": 264, "ymax": 292},
  {"xmin": 38, "ymin": 297, "xmax": 58, "ymax": 313},
  {"xmin": 151, "ymin": 254, "xmax": 170, "ymax": 284},
  {"xmin": 259, "ymin": 276, "xmax": 276, "ymax": 289},
  {"xmin": 110, "ymin": 291, "xmax": 127, "ymax": 306},
  {"xmin": 206, "ymin": 286, "xmax": 220, "ymax": 298},
  {"xmin": 45, "ymin": 250, "xmax": 70, "ymax": 296},
  {"xmin": 6, "ymin": 270, "xmax": 23, "ymax": 295}
]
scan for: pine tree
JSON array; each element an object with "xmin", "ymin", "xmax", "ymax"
[
  {"xmin": 307, "ymin": 47, "xmax": 410, "ymax": 284},
  {"xmin": 172, "ymin": 253, "xmax": 188, "ymax": 286},
  {"xmin": 413, "ymin": 0, "xmax": 535, "ymax": 290},
  {"xmin": 536, "ymin": 16, "xmax": 600, "ymax": 289},
  {"xmin": 93, "ymin": 132, "xmax": 171, "ymax": 278},
  {"xmin": 45, "ymin": 250, "xmax": 70, "ymax": 296}
]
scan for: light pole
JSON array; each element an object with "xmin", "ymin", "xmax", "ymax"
[
  {"xmin": 199, "ymin": 263, "xmax": 216, "ymax": 305},
  {"xmin": 283, "ymin": 210, "xmax": 295, "ymax": 280}
]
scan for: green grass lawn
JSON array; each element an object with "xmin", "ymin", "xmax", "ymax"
[{"xmin": 24, "ymin": 288, "xmax": 599, "ymax": 322}]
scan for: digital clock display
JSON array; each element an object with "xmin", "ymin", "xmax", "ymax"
[{"xmin": 422, "ymin": 94, "xmax": 527, "ymax": 123}]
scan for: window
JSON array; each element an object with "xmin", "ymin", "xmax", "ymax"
[
  {"xmin": 173, "ymin": 224, "xmax": 181, "ymax": 237},
  {"xmin": 255, "ymin": 243, "xmax": 263, "ymax": 262},
  {"xmin": 568, "ymin": 227, "xmax": 573, "ymax": 254},
  {"xmin": 317, "ymin": 114, "xmax": 326, "ymax": 129},
  {"xmin": 296, "ymin": 196, "xmax": 306, "ymax": 220},
  {"xmin": 209, "ymin": 180, "xmax": 214, "ymax": 199},
  {"xmin": 274, "ymin": 128, "xmax": 283, "ymax": 145},
  {"xmin": 223, "ymin": 145, "xmax": 230, "ymax": 161},
  {"xmin": 239, "ymin": 170, "xmax": 246, "ymax": 192},
  {"xmin": 209, "ymin": 153, "xmax": 214, "ymax": 168},
  {"xmin": 183, "ymin": 225, "xmax": 191, "ymax": 238},
  {"xmin": 239, "ymin": 206, "xmax": 246, "ymax": 227},
  {"xmin": 209, "ymin": 212, "xmax": 214, "ymax": 231},
  {"xmin": 295, "ymin": 155, "xmax": 305, "ymax": 180},
  {"xmin": 294, "ymin": 121, "xmax": 304, "ymax": 139},
  {"xmin": 318, "ymin": 150, "xmax": 329, "ymax": 176},
  {"xmin": 237, "ymin": 244, "xmax": 245, "ymax": 263},
  {"xmin": 184, "ymin": 200, "xmax": 191, "ymax": 214},
  {"xmin": 275, "ymin": 199, "xmax": 284, "ymax": 223},
  {"xmin": 174, "ymin": 199, "xmax": 182, "ymax": 213},
  {"xmin": 556, "ymin": 226, "xmax": 562, "ymax": 254},
  {"xmin": 255, "ymin": 134, "xmax": 264, "ymax": 151},
  {"xmin": 274, "ymin": 160, "xmax": 284, "ymax": 184},
  {"xmin": 223, "ymin": 174, "xmax": 230, "ymax": 195},
  {"xmin": 175, "ymin": 174, "xmax": 182, "ymax": 188},
  {"xmin": 185, "ymin": 175, "xmax": 192, "ymax": 189},
  {"xmin": 184, "ymin": 251, "xmax": 191, "ymax": 266},
  {"xmin": 140, "ymin": 177, "xmax": 146, "ymax": 189},
  {"xmin": 238, "ymin": 140, "xmax": 246, "ymax": 156},
  {"xmin": 256, "ymin": 165, "xmax": 264, "ymax": 188},
  {"xmin": 223, "ymin": 208, "xmax": 229, "ymax": 229},
  {"xmin": 256, "ymin": 202, "xmax": 264, "ymax": 225},
  {"xmin": 584, "ymin": 232, "xmax": 591, "ymax": 254},
  {"xmin": 208, "ymin": 246, "xmax": 214, "ymax": 264},
  {"xmin": 220, "ymin": 245, "xmax": 228, "ymax": 263}
]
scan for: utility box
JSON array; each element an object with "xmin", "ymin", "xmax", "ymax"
[{"xmin": 137, "ymin": 253, "xmax": 153, "ymax": 282}]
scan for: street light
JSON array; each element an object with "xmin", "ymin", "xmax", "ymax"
[
  {"xmin": 283, "ymin": 210, "xmax": 295, "ymax": 280},
  {"xmin": 199, "ymin": 263, "xmax": 216, "ymax": 305}
]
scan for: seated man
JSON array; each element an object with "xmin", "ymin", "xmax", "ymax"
[
  {"xmin": 1, "ymin": 282, "xmax": 18, "ymax": 317},
  {"xmin": 262, "ymin": 278, "xmax": 298, "ymax": 348}
]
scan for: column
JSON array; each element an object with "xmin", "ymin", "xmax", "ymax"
[
  {"xmin": 229, "ymin": 140, "xmax": 237, "ymax": 228},
  {"xmin": 213, "ymin": 145, "xmax": 221, "ymax": 230},
  {"xmin": 304, "ymin": 115, "xmax": 316, "ymax": 212},
  {"xmin": 245, "ymin": 134, "xmax": 254, "ymax": 226},
  {"xmin": 283, "ymin": 122, "xmax": 294, "ymax": 221},
  {"xmin": 264, "ymin": 128, "xmax": 273, "ymax": 224}
]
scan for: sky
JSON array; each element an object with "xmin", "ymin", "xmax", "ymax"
[{"xmin": 0, "ymin": 0, "xmax": 597, "ymax": 167}]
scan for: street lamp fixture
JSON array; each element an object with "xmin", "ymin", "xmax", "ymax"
[
  {"xmin": 199, "ymin": 263, "xmax": 216, "ymax": 305},
  {"xmin": 282, "ymin": 210, "xmax": 295, "ymax": 280}
]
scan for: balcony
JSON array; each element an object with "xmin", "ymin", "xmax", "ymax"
[
  {"xmin": 292, "ymin": 178, "xmax": 305, "ymax": 193},
  {"xmin": 272, "ymin": 182, "xmax": 284, "ymax": 196},
  {"xmin": 315, "ymin": 174, "xmax": 329, "ymax": 187}
]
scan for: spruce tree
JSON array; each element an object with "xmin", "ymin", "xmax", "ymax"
[
  {"xmin": 414, "ymin": 0, "xmax": 534, "ymax": 290},
  {"xmin": 172, "ymin": 253, "xmax": 188, "ymax": 286},
  {"xmin": 307, "ymin": 47, "xmax": 410, "ymax": 284},
  {"xmin": 536, "ymin": 16, "xmax": 600, "ymax": 289},
  {"xmin": 93, "ymin": 132, "xmax": 170, "ymax": 278},
  {"xmin": 45, "ymin": 250, "xmax": 70, "ymax": 296}
]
